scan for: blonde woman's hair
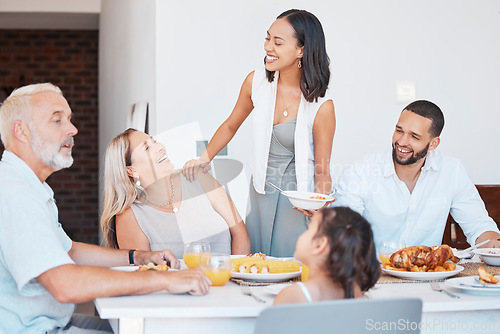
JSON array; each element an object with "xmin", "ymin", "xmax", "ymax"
[
  {"xmin": 100, "ymin": 128, "xmax": 145, "ymax": 248},
  {"xmin": 0, "ymin": 83, "xmax": 62, "ymax": 148}
]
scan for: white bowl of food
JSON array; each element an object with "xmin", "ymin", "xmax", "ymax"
[
  {"xmin": 473, "ymin": 248, "xmax": 500, "ymax": 266},
  {"xmin": 282, "ymin": 191, "xmax": 335, "ymax": 210}
]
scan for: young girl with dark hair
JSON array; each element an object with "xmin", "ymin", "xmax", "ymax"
[
  {"xmin": 183, "ymin": 9, "xmax": 336, "ymax": 257},
  {"xmin": 274, "ymin": 207, "xmax": 380, "ymax": 304}
]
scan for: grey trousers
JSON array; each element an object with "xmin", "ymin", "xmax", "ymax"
[{"xmin": 48, "ymin": 313, "xmax": 113, "ymax": 333}]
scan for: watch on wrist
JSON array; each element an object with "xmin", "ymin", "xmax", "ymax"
[{"xmin": 129, "ymin": 249, "xmax": 136, "ymax": 266}]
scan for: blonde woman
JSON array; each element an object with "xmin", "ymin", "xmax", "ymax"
[{"xmin": 101, "ymin": 128, "xmax": 250, "ymax": 257}]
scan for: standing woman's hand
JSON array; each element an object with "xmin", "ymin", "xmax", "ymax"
[
  {"xmin": 293, "ymin": 198, "xmax": 336, "ymax": 217},
  {"xmin": 182, "ymin": 158, "xmax": 211, "ymax": 182}
]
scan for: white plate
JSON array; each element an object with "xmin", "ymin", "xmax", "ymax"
[
  {"xmin": 473, "ymin": 248, "xmax": 500, "ymax": 266},
  {"xmin": 445, "ymin": 276, "xmax": 500, "ymax": 295},
  {"xmin": 111, "ymin": 266, "xmax": 139, "ymax": 272},
  {"xmin": 263, "ymin": 283, "xmax": 293, "ymax": 295},
  {"xmin": 282, "ymin": 191, "xmax": 335, "ymax": 210},
  {"xmin": 382, "ymin": 265, "xmax": 464, "ymax": 281},
  {"xmin": 231, "ymin": 269, "xmax": 301, "ymax": 282}
]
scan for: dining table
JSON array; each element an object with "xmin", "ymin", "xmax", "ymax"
[{"xmin": 94, "ymin": 256, "xmax": 500, "ymax": 334}]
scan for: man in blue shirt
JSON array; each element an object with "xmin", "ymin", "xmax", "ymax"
[
  {"xmin": 0, "ymin": 83, "xmax": 211, "ymax": 333},
  {"xmin": 332, "ymin": 100, "xmax": 500, "ymax": 249}
]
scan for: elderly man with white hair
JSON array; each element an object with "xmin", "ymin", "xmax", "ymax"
[{"xmin": 0, "ymin": 83, "xmax": 211, "ymax": 333}]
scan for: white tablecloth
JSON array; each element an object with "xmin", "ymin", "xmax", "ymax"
[{"xmin": 95, "ymin": 257, "xmax": 500, "ymax": 334}]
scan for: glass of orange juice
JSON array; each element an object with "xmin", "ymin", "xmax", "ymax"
[
  {"xmin": 200, "ymin": 253, "xmax": 231, "ymax": 286},
  {"xmin": 183, "ymin": 241, "xmax": 211, "ymax": 269},
  {"xmin": 378, "ymin": 240, "xmax": 406, "ymax": 266}
]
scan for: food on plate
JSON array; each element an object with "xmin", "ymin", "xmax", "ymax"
[
  {"xmin": 231, "ymin": 254, "xmax": 300, "ymax": 274},
  {"xmin": 384, "ymin": 244, "xmax": 459, "ymax": 272},
  {"xmin": 234, "ymin": 260, "xmax": 300, "ymax": 274},
  {"xmin": 442, "ymin": 262, "xmax": 457, "ymax": 271},
  {"xmin": 477, "ymin": 249, "xmax": 500, "ymax": 255},
  {"xmin": 231, "ymin": 254, "xmax": 265, "ymax": 273},
  {"xmin": 478, "ymin": 266, "xmax": 499, "ymax": 284},
  {"xmin": 390, "ymin": 245, "xmax": 431, "ymax": 269},
  {"xmin": 426, "ymin": 244, "xmax": 459, "ymax": 268},
  {"xmin": 136, "ymin": 263, "xmax": 170, "ymax": 271},
  {"xmin": 246, "ymin": 252, "xmax": 267, "ymax": 259},
  {"xmin": 310, "ymin": 195, "xmax": 327, "ymax": 200}
]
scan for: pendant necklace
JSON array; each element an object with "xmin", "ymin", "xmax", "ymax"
[
  {"xmin": 281, "ymin": 89, "xmax": 301, "ymax": 118},
  {"xmin": 147, "ymin": 176, "xmax": 178, "ymax": 212}
]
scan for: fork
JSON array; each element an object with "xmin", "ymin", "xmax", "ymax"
[
  {"xmin": 430, "ymin": 280, "xmax": 460, "ymax": 299},
  {"xmin": 240, "ymin": 284, "xmax": 266, "ymax": 303},
  {"xmin": 454, "ymin": 239, "xmax": 490, "ymax": 259}
]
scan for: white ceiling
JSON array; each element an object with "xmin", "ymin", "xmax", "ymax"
[
  {"xmin": 0, "ymin": 0, "xmax": 100, "ymax": 30},
  {"xmin": 0, "ymin": 12, "xmax": 99, "ymax": 30}
]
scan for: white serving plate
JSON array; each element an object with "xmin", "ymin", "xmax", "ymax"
[
  {"xmin": 381, "ymin": 265, "xmax": 464, "ymax": 281},
  {"xmin": 282, "ymin": 190, "xmax": 335, "ymax": 210},
  {"xmin": 445, "ymin": 276, "xmax": 500, "ymax": 296},
  {"xmin": 231, "ymin": 270, "xmax": 301, "ymax": 283},
  {"xmin": 473, "ymin": 248, "xmax": 500, "ymax": 266}
]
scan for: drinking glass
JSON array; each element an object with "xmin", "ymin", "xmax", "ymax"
[
  {"xmin": 378, "ymin": 240, "xmax": 406, "ymax": 266},
  {"xmin": 200, "ymin": 253, "xmax": 231, "ymax": 286},
  {"xmin": 183, "ymin": 241, "xmax": 211, "ymax": 269}
]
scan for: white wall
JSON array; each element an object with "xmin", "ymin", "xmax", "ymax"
[
  {"xmin": 99, "ymin": 0, "xmax": 157, "ymax": 160},
  {"xmin": 325, "ymin": 1, "xmax": 500, "ymax": 184},
  {"xmin": 152, "ymin": 0, "xmax": 500, "ymax": 184},
  {"xmin": 98, "ymin": 0, "xmax": 157, "ymax": 215},
  {"xmin": 99, "ymin": 0, "xmax": 500, "ymax": 217}
]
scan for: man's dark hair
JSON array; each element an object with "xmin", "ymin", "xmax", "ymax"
[{"xmin": 403, "ymin": 100, "xmax": 445, "ymax": 137}]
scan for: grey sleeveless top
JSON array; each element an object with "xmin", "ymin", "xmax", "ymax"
[
  {"xmin": 247, "ymin": 117, "xmax": 308, "ymax": 257},
  {"xmin": 130, "ymin": 176, "xmax": 231, "ymax": 258}
]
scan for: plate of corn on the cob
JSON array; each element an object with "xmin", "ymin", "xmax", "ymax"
[{"xmin": 230, "ymin": 254, "xmax": 302, "ymax": 282}]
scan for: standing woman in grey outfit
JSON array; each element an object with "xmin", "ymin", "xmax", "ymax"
[{"xmin": 183, "ymin": 9, "xmax": 335, "ymax": 257}]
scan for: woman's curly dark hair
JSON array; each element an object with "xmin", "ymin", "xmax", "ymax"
[
  {"xmin": 265, "ymin": 9, "xmax": 330, "ymax": 103},
  {"xmin": 315, "ymin": 207, "xmax": 380, "ymax": 298}
]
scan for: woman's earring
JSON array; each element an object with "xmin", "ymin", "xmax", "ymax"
[
  {"xmin": 135, "ymin": 177, "xmax": 141, "ymax": 187},
  {"xmin": 298, "ymin": 60, "xmax": 302, "ymax": 68}
]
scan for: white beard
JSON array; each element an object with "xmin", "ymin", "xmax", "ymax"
[{"xmin": 30, "ymin": 127, "xmax": 74, "ymax": 171}]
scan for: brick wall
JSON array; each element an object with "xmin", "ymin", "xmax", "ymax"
[{"xmin": 0, "ymin": 30, "xmax": 99, "ymax": 244}]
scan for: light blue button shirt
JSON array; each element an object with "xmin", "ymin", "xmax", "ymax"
[
  {"xmin": 333, "ymin": 148, "xmax": 499, "ymax": 249},
  {"xmin": 0, "ymin": 151, "xmax": 75, "ymax": 334}
]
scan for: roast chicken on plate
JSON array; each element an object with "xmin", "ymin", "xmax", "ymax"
[{"xmin": 389, "ymin": 244, "xmax": 459, "ymax": 272}]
